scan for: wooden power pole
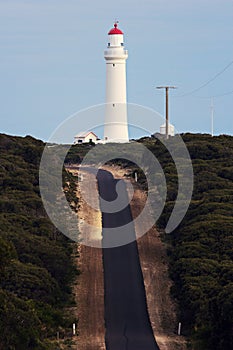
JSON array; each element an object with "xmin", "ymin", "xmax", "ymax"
[{"xmin": 156, "ymin": 86, "xmax": 177, "ymax": 139}]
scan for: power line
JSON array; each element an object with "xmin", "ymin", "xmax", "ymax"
[
  {"xmin": 197, "ymin": 89, "xmax": 233, "ymax": 99},
  {"xmin": 176, "ymin": 60, "xmax": 233, "ymax": 98},
  {"xmin": 179, "ymin": 89, "xmax": 233, "ymax": 99}
]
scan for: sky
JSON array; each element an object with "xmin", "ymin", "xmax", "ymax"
[{"xmin": 0, "ymin": 0, "xmax": 233, "ymax": 141}]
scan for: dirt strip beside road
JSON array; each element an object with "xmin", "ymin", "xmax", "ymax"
[{"xmin": 68, "ymin": 167, "xmax": 105, "ymax": 350}]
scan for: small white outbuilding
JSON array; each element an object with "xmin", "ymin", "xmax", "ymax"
[
  {"xmin": 160, "ymin": 123, "xmax": 175, "ymax": 137},
  {"xmin": 74, "ymin": 131, "xmax": 98, "ymax": 144}
]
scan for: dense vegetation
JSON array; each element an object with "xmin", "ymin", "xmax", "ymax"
[
  {"xmin": 65, "ymin": 134, "xmax": 233, "ymax": 349},
  {"xmin": 137, "ymin": 134, "xmax": 233, "ymax": 350},
  {"xmin": 0, "ymin": 134, "xmax": 78, "ymax": 349},
  {"xmin": 1, "ymin": 132, "xmax": 232, "ymax": 350}
]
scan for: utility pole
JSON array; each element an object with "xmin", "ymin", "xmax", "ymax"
[{"xmin": 156, "ymin": 86, "xmax": 177, "ymax": 139}]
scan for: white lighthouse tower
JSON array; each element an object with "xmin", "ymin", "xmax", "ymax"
[{"xmin": 104, "ymin": 22, "xmax": 129, "ymax": 142}]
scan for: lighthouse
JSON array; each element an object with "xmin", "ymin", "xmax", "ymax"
[{"xmin": 104, "ymin": 22, "xmax": 129, "ymax": 142}]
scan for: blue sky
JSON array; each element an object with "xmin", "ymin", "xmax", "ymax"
[{"xmin": 0, "ymin": 0, "xmax": 232, "ymax": 141}]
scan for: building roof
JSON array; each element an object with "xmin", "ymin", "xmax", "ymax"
[
  {"xmin": 74, "ymin": 131, "xmax": 98, "ymax": 138},
  {"xmin": 108, "ymin": 22, "xmax": 123, "ymax": 35}
]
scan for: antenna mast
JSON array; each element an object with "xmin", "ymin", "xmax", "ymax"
[{"xmin": 211, "ymin": 97, "xmax": 214, "ymax": 137}]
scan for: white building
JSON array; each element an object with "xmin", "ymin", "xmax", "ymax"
[
  {"xmin": 74, "ymin": 131, "xmax": 98, "ymax": 144},
  {"xmin": 160, "ymin": 123, "xmax": 175, "ymax": 137},
  {"xmin": 104, "ymin": 22, "xmax": 129, "ymax": 143}
]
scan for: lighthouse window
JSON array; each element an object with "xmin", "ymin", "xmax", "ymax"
[
  {"xmin": 121, "ymin": 43, "xmax": 124, "ymax": 46},
  {"xmin": 113, "ymin": 64, "xmax": 115, "ymax": 67},
  {"xmin": 113, "ymin": 104, "xmax": 115, "ymax": 107}
]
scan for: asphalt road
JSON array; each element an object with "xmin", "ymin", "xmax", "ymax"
[{"xmin": 97, "ymin": 169, "xmax": 160, "ymax": 350}]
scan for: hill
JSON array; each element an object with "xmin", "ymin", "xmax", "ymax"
[
  {"xmin": 65, "ymin": 133, "xmax": 233, "ymax": 349},
  {"xmin": 0, "ymin": 134, "xmax": 78, "ymax": 349},
  {"xmin": 1, "ymin": 132, "xmax": 232, "ymax": 350},
  {"xmin": 137, "ymin": 134, "xmax": 233, "ymax": 350}
]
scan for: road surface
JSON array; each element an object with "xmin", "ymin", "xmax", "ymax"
[{"xmin": 97, "ymin": 169, "xmax": 159, "ymax": 350}]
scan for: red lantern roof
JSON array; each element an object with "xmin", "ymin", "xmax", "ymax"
[{"xmin": 108, "ymin": 22, "xmax": 123, "ymax": 35}]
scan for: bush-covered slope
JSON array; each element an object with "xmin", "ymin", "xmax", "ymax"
[
  {"xmin": 62, "ymin": 133, "xmax": 233, "ymax": 349},
  {"xmin": 1, "ymin": 132, "xmax": 232, "ymax": 350},
  {"xmin": 0, "ymin": 134, "xmax": 78, "ymax": 349},
  {"xmin": 137, "ymin": 134, "xmax": 233, "ymax": 350}
]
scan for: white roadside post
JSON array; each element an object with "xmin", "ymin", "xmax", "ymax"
[
  {"xmin": 73, "ymin": 323, "xmax": 76, "ymax": 336},
  {"xmin": 178, "ymin": 322, "xmax": 182, "ymax": 336}
]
